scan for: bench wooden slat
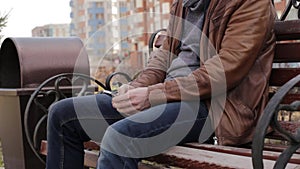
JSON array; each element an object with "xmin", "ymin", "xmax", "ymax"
[
  {"xmin": 274, "ymin": 42, "xmax": 300, "ymax": 63},
  {"xmin": 138, "ymin": 163, "xmax": 165, "ymax": 169},
  {"xmin": 40, "ymin": 140, "xmax": 47, "ymax": 156},
  {"xmin": 147, "ymin": 146, "xmax": 300, "ymax": 169},
  {"xmin": 41, "ymin": 140, "xmax": 166, "ymax": 169},
  {"xmin": 84, "ymin": 150, "xmax": 98, "ymax": 168},
  {"xmin": 263, "ymin": 144, "xmax": 300, "ymax": 155},
  {"xmin": 275, "ymin": 20, "xmax": 300, "ymax": 41},
  {"xmin": 184, "ymin": 143, "xmax": 300, "ymax": 164},
  {"xmin": 281, "ymin": 93, "xmax": 300, "ymax": 104},
  {"xmin": 40, "ymin": 140, "xmax": 99, "ymax": 168},
  {"xmin": 269, "ymin": 93, "xmax": 300, "ymax": 105},
  {"xmin": 265, "ymin": 121, "xmax": 300, "ymax": 142},
  {"xmin": 270, "ymin": 68, "xmax": 300, "ymax": 86},
  {"xmin": 279, "ymin": 121, "xmax": 300, "ymax": 134},
  {"xmin": 84, "ymin": 141, "xmax": 100, "ymax": 150}
]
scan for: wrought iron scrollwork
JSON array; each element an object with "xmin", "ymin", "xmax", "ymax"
[
  {"xmin": 252, "ymin": 74, "xmax": 300, "ymax": 169},
  {"xmin": 280, "ymin": 0, "xmax": 300, "ymax": 20},
  {"xmin": 23, "ymin": 73, "xmax": 119, "ymax": 164},
  {"xmin": 105, "ymin": 72, "xmax": 132, "ymax": 91},
  {"xmin": 270, "ymin": 101, "xmax": 300, "ymax": 169}
]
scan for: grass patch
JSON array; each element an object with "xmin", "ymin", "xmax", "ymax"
[{"xmin": 0, "ymin": 141, "xmax": 3, "ymax": 167}]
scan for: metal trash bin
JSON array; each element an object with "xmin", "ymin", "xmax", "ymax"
[{"xmin": 0, "ymin": 37, "xmax": 90, "ymax": 169}]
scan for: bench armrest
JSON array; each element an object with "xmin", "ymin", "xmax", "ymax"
[{"xmin": 252, "ymin": 74, "xmax": 300, "ymax": 169}]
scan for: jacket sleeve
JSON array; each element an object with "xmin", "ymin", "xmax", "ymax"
[{"xmin": 146, "ymin": 0, "xmax": 275, "ymax": 105}]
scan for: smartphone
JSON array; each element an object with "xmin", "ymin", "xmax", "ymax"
[{"xmin": 102, "ymin": 90, "xmax": 117, "ymax": 97}]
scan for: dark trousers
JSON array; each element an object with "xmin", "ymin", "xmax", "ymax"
[{"xmin": 46, "ymin": 93, "xmax": 209, "ymax": 169}]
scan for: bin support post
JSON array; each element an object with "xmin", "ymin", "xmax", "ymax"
[{"xmin": 0, "ymin": 93, "xmax": 26, "ymax": 169}]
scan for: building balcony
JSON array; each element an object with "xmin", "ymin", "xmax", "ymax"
[{"xmin": 88, "ymin": 8, "xmax": 105, "ymax": 14}]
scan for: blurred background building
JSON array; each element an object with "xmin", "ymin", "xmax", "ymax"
[
  {"xmin": 68, "ymin": 0, "xmax": 173, "ymax": 81},
  {"xmin": 32, "ymin": 24, "xmax": 70, "ymax": 37},
  {"xmin": 30, "ymin": 0, "xmax": 297, "ymax": 82}
]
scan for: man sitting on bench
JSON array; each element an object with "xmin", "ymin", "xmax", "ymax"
[{"xmin": 46, "ymin": 0, "xmax": 277, "ymax": 168}]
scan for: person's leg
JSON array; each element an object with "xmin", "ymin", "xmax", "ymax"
[
  {"xmin": 46, "ymin": 94, "xmax": 123, "ymax": 169},
  {"xmin": 98, "ymin": 101, "xmax": 209, "ymax": 169}
]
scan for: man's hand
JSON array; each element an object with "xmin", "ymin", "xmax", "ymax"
[
  {"xmin": 117, "ymin": 84, "xmax": 135, "ymax": 95},
  {"xmin": 112, "ymin": 87, "xmax": 150, "ymax": 116}
]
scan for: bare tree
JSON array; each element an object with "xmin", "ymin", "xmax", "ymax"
[{"xmin": 0, "ymin": 10, "xmax": 10, "ymax": 42}]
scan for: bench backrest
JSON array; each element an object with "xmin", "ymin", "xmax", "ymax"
[{"xmin": 271, "ymin": 20, "xmax": 300, "ymax": 104}]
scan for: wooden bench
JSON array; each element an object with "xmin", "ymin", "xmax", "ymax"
[
  {"xmin": 23, "ymin": 6, "xmax": 300, "ymax": 169},
  {"xmin": 34, "ymin": 19, "xmax": 300, "ymax": 169}
]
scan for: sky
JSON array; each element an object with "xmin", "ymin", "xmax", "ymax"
[{"xmin": 1, "ymin": 0, "xmax": 71, "ymax": 39}]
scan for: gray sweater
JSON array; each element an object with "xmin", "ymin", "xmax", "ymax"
[{"xmin": 166, "ymin": 0, "xmax": 210, "ymax": 80}]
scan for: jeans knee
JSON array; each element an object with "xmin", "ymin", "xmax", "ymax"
[
  {"xmin": 48, "ymin": 98, "xmax": 74, "ymax": 126},
  {"xmin": 95, "ymin": 94, "xmax": 113, "ymax": 109},
  {"xmin": 100, "ymin": 119, "xmax": 143, "ymax": 157}
]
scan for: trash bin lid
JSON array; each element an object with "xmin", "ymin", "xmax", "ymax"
[{"xmin": 0, "ymin": 37, "xmax": 90, "ymax": 88}]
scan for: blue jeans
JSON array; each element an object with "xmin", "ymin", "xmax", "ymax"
[{"xmin": 46, "ymin": 93, "xmax": 209, "ymax": 169}]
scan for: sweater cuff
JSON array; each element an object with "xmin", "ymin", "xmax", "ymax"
[{"xmin": 148, "ymin": 83, "xmax": 167, "ymax": 106}]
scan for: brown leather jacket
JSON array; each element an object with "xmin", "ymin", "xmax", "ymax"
[{"xmin": 130, "ymin": 0, "xmax": 276, "ymax": 145}]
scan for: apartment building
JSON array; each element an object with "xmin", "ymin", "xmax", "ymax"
[
  {"xmin": 116, "ymin": 0, "xmax": 172, "ymax": 73},
  {"xmin": 123, "ymin": 0, "xmax": 172, "ymax": 51},
  {"xmin": 32, "ymin": 24, "xmax": 70, "ymax": 37},
  {"xmin": 70, "ymin": 0, "xmax": 173, "ymax": 81}
]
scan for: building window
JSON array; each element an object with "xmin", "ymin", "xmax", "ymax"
[
  {"xmin": 96, "ymin": 2, "xmax": 104, "ymax": 8},
  {"xmin": 162, "ymin": 3, "xmax": 170, "ymax": 14},
  {"xmin": 136, "ymin": 0, "xmax": 143, "ymax": 8}
]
